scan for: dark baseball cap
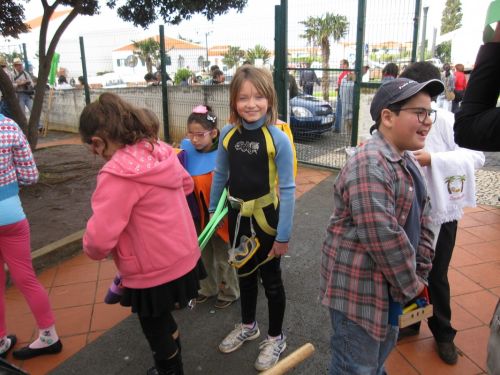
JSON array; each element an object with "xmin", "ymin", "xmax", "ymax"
[{"xmin": 370, "ymin": 78, "xmax": 444, "ymax": 121}]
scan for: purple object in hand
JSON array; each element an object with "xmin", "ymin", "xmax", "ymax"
[{"xmin": 104, "ymin": 275, "xmax": 123, "ymax": 304}]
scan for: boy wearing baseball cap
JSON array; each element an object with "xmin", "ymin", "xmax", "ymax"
[{"xmin": 320, "ymin": 78, "xmax": 444, "ymax": 374}]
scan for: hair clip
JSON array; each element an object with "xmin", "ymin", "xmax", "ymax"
[
  {"xmin": 192, "ymin": 105, "xmax": 208, "ymax": 114},
  {"xmin": 206, "ymin": 114, "xmax": 217, "ymax": 123}
]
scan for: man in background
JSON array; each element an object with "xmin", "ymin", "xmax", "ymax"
[{"xmin": 299, "ymin": 62, "xmax": 319, "ymax": 95}]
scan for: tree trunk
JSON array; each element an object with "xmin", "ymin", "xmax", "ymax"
[
  {"xmin": 146, "ymin": 57, "xmax": 153, "ymax": 73},
  {"xmin": 27, "ymin": 57, "xmax": 52, "ymax": 149},
  {"xmin": 321, "ymin": 40, "xmax": 330, "ymax": 102}
]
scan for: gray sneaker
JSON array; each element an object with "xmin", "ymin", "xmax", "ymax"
[
  {"xmin": 218, "ymin": 323, "xmax": 260, "ymax": 353},
  {"xmin": 254, "ymin": 334, "xmax": 287, "ymax": 371}
]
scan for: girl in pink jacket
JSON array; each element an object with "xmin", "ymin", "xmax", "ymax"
[{"xmin": 80, "ymin": 93, "xmax": 202, "ymax": 375}]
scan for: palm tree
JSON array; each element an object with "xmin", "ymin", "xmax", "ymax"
[
  {"xmin": 223, "ymin": 46, "xmax": 245, "ymax": 69},
  {"xmin": 300, "ymin": 13, "xmax": 349, "ymax": 101},
  {"xmin": 132, "ymin": 38, "xmax": 160, "ymax": 73},
  {"xmin": 245, "ymin": 44, "xmax": 271, "ymax": 65}
]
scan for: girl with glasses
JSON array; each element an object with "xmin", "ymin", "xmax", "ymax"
[{"xmin": 180, "ymin": 105, "xmax": 240, "ymax": 310}]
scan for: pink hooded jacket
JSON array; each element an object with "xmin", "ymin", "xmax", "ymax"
[{"xmin": 83, "ymin": 140, "xmax": 200, "ymax": 289}]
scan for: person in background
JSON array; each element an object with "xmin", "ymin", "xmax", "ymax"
[
  {"xmin": 203, "ymin": 65, "xmax": 221, "ymax": 84},
  {"xmin": 339, "ymin": 72, "xmax": 355, "ymax": 133},
  {"xmin": 209, "ymin": 65, "xmax": 295, "ymax": 371},
  {"xmin": 56, "ymin": 75, "xmax": 73, "ymax": 90},
  {"xmin": 452, "ymin": 64, "xmax": 467, "ymax": 113},
  {"xmin": 399, "ymin": 62, "xmax": 485, "ymax": 365},
  {"xmin": 211, "ymin": 69, "xmax": 225, "ymax": 85},
  {"xmin": 299, "ymin": 62, "xmax": 319, "ymax": 95},
  {"xmin": 180, "ymin": 105, "xmax": 240, "ymax": 310},
  {"xmin": 437, "ymin": 63, "xmax": 455, "ymax": 112},
  {"xmin": 333, "ymin": 59, "xmax": 350, "ymax": 133},
  {"xmin": 381, "ymin": 62, "xmax": 399, "ymax": 83},
  {"xmin": 0, "ymin": 114, "xmax": 63, "ymax": 360},
  {"xmin": 80, "ymin": 92, "xmax": 203, "ymax": 374},
  {"xmin": 321, "ymin": 77, "xmax": 442, "ymax": 375},
  {"xmin": 288, "ymin": 72, "xmax": 298, "ymax": 99},
  {"xmin": 145, "ymin": 72, "xmax": 160, "ymax": 86},
  {"xmin": 12, "ymin": 57, "xmax": 40, "ymax": 131},
  {"xmin": 362, "ymin": 65, "xmax": 370, "ymax": 82},
  {"xmin": 453, "ymin": 20, "xmax": 500, "ymax": 375},
  {"xmin": 154, "ymin": 69, "xmax": 172, "ymax": 85},
  {"xmin": 0, "ymin": 56, "xmax": 13, "ymax": 117}
]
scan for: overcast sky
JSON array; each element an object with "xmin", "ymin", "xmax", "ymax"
[{"xmin": 20, "ymin": 0, "xmax": 488, "ymax": 49}]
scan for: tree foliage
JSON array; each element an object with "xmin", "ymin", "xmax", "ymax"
[
  {"xmin": 0, "ymin": 1, "xmax": 29, "ymax": 38},
  {"xmin": 133, "ymin": 38, "xmax": 160, "ymax": 73},
  {"xmin": 174, "ymin": 68, "xmax": 192, "ymax": 85},
  {"xmin": 436, "ymin": 41, "xmax": 451, "ymax": 63},
  {"xmin": 300, "ymin": 13, "xmax": 349, "ymax": 101},
  {"xmin": 107, "ymin": 0, "xmax": 247, "ymax": 28},
  {"xmin": 222, "ymin": 46, "xmax": 245, "ymax": 69},
  {"xmin": 245, "ymin": 45, "xmax": 271, "ymax": 65},
  {"xmin": 0, "ymin": 0, "xmax": 248, "ymax": 148},
  {"xmin": 440, "ymin": 0, "xmax": 462, "ymax": 34}
]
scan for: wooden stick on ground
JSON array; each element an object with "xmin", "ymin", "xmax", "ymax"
[
  {"xmin": 42, "ymin": 88, "xmax": 54, "ymax": 137},
  {"xmin": 261, "ymin": 343, "xmax": 315, "ymax": 375}
]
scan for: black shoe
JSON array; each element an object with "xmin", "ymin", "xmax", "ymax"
[
  {"xmin": 397, "ymin": 326, "xmax": 420, "ymax": 341},
  {"xmin": 13, "ymin": 339, "xmax": 62, "ymax": 360},
  {"xmin": 436, "ymin": 342, "xmax": 458, "ymax": 365},
  {"xmin": 147, "ymin": 352, "xmax": 184, "ymax": 375},
  {"xmin": 0, "ymin": 335, "xmax": 17, "ymax": 358}
]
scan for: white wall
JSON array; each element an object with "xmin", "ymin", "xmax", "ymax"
[{"xmin": 41, "ymin": 85, "xmax": 231, "ymax": 143}]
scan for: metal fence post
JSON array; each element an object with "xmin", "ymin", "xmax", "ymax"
[
  {"xmin": 274, "ymin": 0, "xmax": 287, "ymax": 121},
  {"xmin": 420, "ymin": 6, "xmax": 429, "ymax": 61},
  {"xmin": 411, "ymin": 0, "xmax": 422, "ymax": 63},
  {"xmin": 159, "ymin": 25, "xmax": 170, "ymax": 142},
  {"xmin": 352, "ymin": 0, "xmax": 367, "ymax": 147},
  {"xmin": 22, "ymin": 43, "xmax": 28, "ymax": 71},
  {"xmin": 79, "ymin": 36, "xmax": 91, "ymax": 105}
]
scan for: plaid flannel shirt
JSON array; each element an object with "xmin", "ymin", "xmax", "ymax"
[{"xmin": 320, "ymin": 131, "xmax": 434, "ymax": 341}]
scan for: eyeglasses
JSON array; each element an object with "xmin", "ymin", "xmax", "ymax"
[
  {"xmin": 187, "ymin": 130, "xmax": 212, "ymax": 140},
  {"xmin": 398, "ymin": 107, "xmax": 437, "ymax": 124}
]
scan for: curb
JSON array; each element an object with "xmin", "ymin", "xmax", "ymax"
[{"xmin": 32, "ymin": 229, "xmax": 85, "ymax": 273}]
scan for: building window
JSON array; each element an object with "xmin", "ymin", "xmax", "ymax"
[
  {"xmin": 178, "ymin": 55, "xmax": 185, "ymax": 69},
  {"xmin": 198, "ymin": 56, "xmax": 204, "ymax": 68},
  {"xmin": 117, "ymin": 59, "xmax": 121, "ymax": 67}
]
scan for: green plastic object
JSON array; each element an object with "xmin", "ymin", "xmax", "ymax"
[
  {"xmin": 48, "ymin": 52, "xmax": 60, "ymax": 86},
  {"xmin": 484, "ymin": 0, "xmax": 500, "ymax": 43},
  {"xmin": 198, "ymin": 188, "xmax": 228, "ymax": 251}
]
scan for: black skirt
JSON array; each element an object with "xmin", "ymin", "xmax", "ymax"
[{"xmin": 120, "ymin": 259, "xmax": 207, "ymax": 317}]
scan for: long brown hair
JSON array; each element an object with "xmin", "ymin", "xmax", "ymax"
[
  {"xmin": 229, "ymin": 65, "xmax": 277, "ymax": 128},
  {"xmin": 79, "ymin": 92, "xmax": 158, "ymax": 145}
]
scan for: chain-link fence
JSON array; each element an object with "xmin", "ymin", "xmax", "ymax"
[
  {"xmin": 3, "ymin": 0, "xmax": 422, "ymax": 169},
  {"xmin": 287, "ymin": 0, "xmax": 420, "ymax": 169}
]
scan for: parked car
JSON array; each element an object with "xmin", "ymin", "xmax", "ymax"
[
  {"xmin": 425, "ymin": 58, "xmax": 443, "ymax": 69},
  {"xmin": 289, "ymin": 92, "xmax": 335, "ymax": 137}
]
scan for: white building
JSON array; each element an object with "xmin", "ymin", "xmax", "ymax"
[
  {"xmin": 112, "ymin": 36, "xmax": 205, "ymax": 80},
  {"xmin": 0, "ymin": 7, "xmax": 154, "ymax": 79}
]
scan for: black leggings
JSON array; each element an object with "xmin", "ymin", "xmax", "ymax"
[
  {"xmin": 228, "ymin": 207, "xmax": 286, "ymax": 337},
  {"xmin": 139, "ymin": 312, "xmax": 179, "ymax": 361}
]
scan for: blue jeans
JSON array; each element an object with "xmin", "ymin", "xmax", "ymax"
[
  {"xmin": 334, "ymin": 97, "xmax": 342, "ymax": 132},
  {"xmin": 329, "ymin": 309, "xmax": 398, "ymax": 375},
  {"xmin": 18, "ymin": 93, "xmax": 41, "ymax": 129}
]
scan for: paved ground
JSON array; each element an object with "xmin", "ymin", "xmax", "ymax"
[
  {"xmin": 50, "ymin": 174, "xmax": 336, "ymax": 375},
  {"xmin": 484, "ymin": 151, "xmax": 500, "ymax": 170}
]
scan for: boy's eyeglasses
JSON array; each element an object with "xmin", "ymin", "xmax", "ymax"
[
  {"xmin": 398, "ymin": 107, "xmax": 437, "ymax": 124},
  {"xmin": 187, "ymin": 130, "xmax": 211, "ymax": 140}
]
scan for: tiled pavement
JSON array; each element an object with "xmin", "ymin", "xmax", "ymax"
[{"xmin": 4, "ymin": 136, "xmax": 499, "ymax": 374}]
